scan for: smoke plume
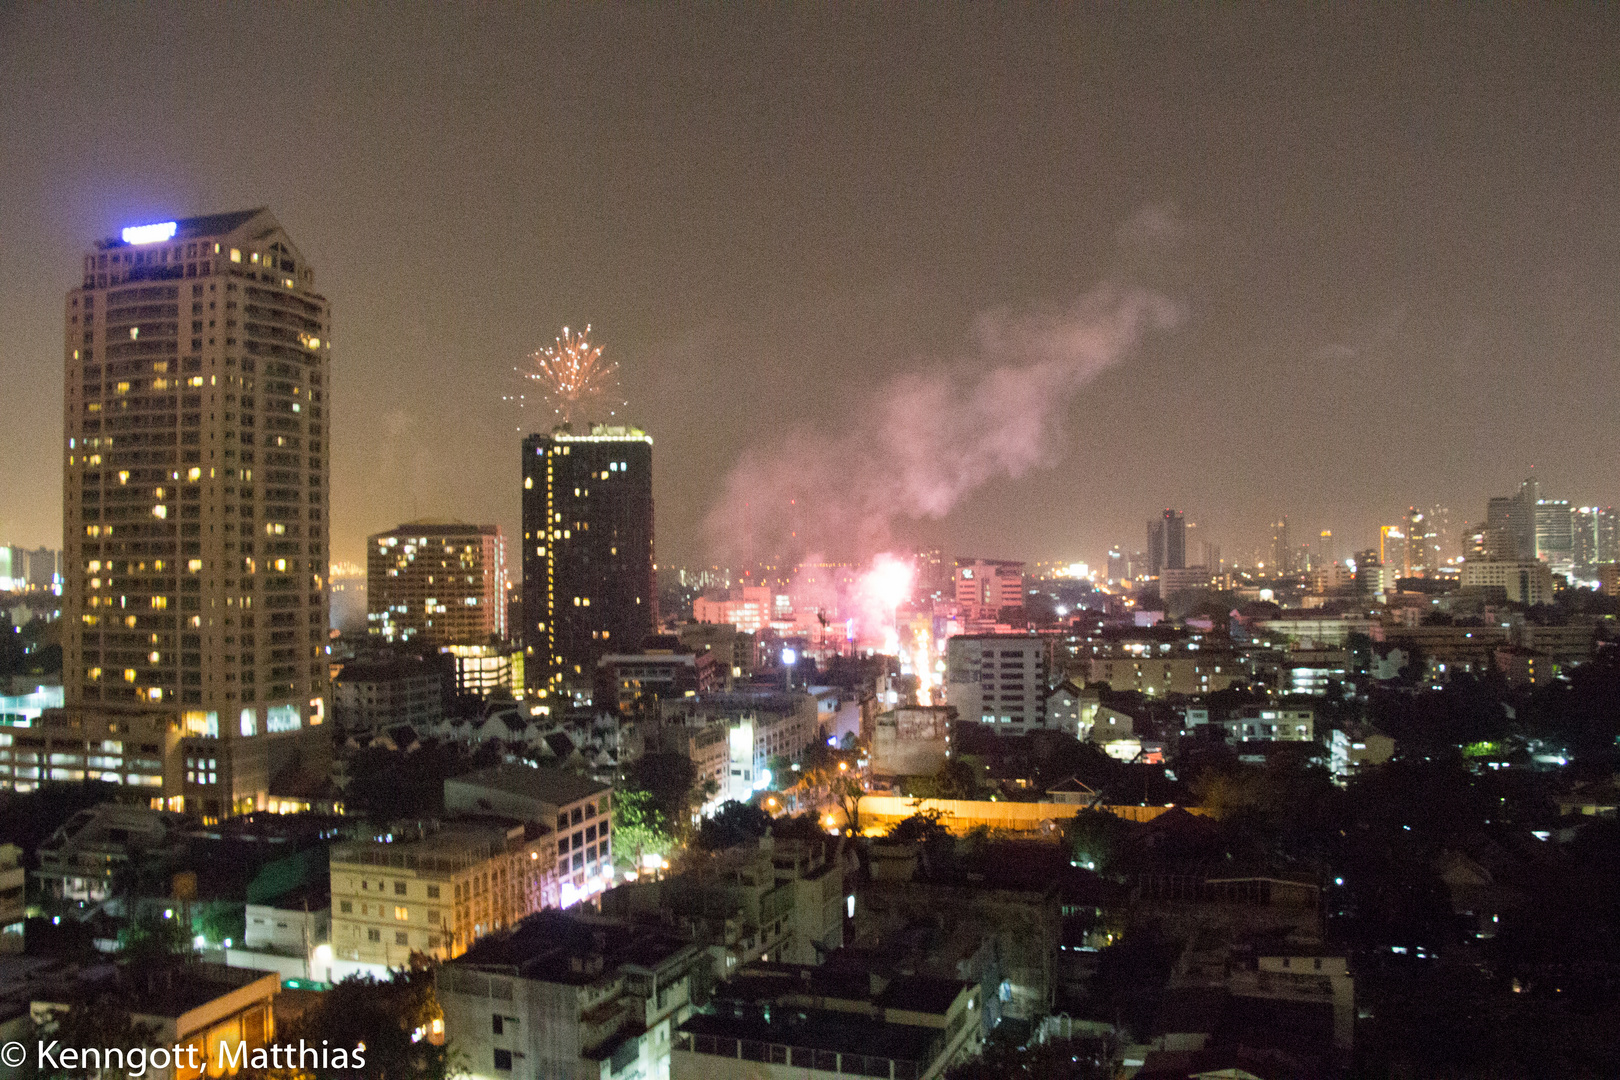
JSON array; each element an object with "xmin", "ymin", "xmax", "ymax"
[{"xmin": 705, "ymin": 283, "xmax": 1181, "ymax": 566}]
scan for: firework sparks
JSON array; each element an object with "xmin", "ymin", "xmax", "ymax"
[{"xmin": 522, "ymin": 325, "xmax": 620, "ymax": 426}]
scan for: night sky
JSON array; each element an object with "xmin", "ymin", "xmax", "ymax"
[{"xmin": 3, "ymin": 5, "xmax": 1617, "ymax": 571}]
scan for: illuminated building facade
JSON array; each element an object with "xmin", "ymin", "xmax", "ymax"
[
  {"xmin": 1533, "ymin": 499, "xmax": 1574, "ymax": 575},
  {"xmin": 521, "ymin": 425, "xmax": 655, "ymax": 707},
  {"xmin": 953, "ymin": 559, "xmax": 1024, "ymax": 622},
  {"xmin": 1148, "ymin": 509, "xmax": 1186, "ymax": 575},
  {"xmin": 692, "ymin": 585, "xmax": 773, "ymax": 634},
  {"xmin": 1574, "ymin": 506, "xmax": 1619, "ymax": 571},
  {"xmin": 1486, "ymin": 479, "xmax": 1539, "ymax": 561},
  {"xmin": 1460, "ymin": 559, "xmax": 1555, "ymax": 605},
  {"xmin": 328, "ymin": 824, "xmax": 559, "ymax": 977},
  {"xmin": 944, "ymin": 634, "xmax": 1050, "ymax": 731},
  {"xmin": 366, "ymin": 521, "xmax": 508, "ymax": 646},
  {"xmin": 55, "ymin": 209, "xmax": 331, "ymax": 818}
]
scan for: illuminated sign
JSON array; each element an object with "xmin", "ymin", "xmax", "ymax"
[{"xmin": 121, "ymin": 221, "xmax": 178, "ymax": 245}]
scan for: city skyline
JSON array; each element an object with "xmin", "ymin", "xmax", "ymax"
[{"xmin": 3, "ymin": 6, "xmax": 1619, "ymax": 572}]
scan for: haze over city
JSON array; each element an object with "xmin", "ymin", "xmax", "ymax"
[
  {"xmin": 3, "ymin": 5, "xmax": 1617, "ymax": 570},
  {"xmin": 9, "ymin": 7, "xmax": 1620, "ymax": 1080}
]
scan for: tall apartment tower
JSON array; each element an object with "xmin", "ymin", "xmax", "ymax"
[
  {"xmin": 1486, "ymin": 478, "xmax": 1540, "ymax": 561},
  {"xmin": 1147, "ymin": 510, "xmax": 1186, "ymax": 576},
  {"xmin": 54, "ymin": 209, "xmax": 331, "ymax": 818},
  {"xmin": 366, "ymin": 521, "xmax": 508, "ymax": 645},
  {"xmin": 1533, "ymin": 499, "xmax": 1574, "ymax": 574},
  {"xmin": 1574, "ymin": 506, "xmax": 1620, "ymax": 570},
  {"xmin": 521, "ymin": 425, "xmax": 655, "ymax": 711},
  {"xmin": 1270, "ymin": 517, "xmax": 1293, "ymax": 575}
]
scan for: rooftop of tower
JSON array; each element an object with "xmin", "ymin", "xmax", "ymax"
[{"xmin": 97, "ymin": 207, "xmax": 273, "ymax": 248}]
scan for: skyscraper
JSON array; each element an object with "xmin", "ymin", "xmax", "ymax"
[
  {"xmin": 1404, "ymin": 507, "xmax": 1436, "ymax": 577},
  {"xmin": 1574, "ymin": 506, "xmax": 1619, "ymax": 570},
  {"xmin": 52, "ymin": 209, "xmax": 330, "ymax": 818},
  {"xmin": 367, "ymin": 521, "xmax": 508, "ymax": 645},
  {"xmin": 522, "ymin": 425, "xmax": 655, "ymax": 710},
  {"xmin": 1533, "ymin": 499, "xmax": 1574, "ymax": 574},
  {"xmin": 1147, "ymin": 509, "xmax": 1185, "ymax": 575},
  {"xmin": 1486, "ymin": 478, "xmax": 1539, "ymax": 561},
  {"xmin": 1270, "ymin": 517, "xmax": 1292, "ymax": 575}
]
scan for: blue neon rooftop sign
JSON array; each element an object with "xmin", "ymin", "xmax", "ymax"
[{"xmin": 121, "ymin": 221, "xmax": 177, "ymax": 245}]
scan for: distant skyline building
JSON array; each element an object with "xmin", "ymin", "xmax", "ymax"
[
  {"xmin": 54, "ymin": 208, "xmax": 331, "ymax": 817},
  {"xmin": 1573, "ymin": 506, "xmax": 1619, "ymax": 570},
  {"xmin": 1533, "ymin": 498, "xmax": 1574, "ymax": 574},
  {"xmin": 953, "ymin": 558, "xmax": 1024, "ymax": 621},
  {"xmin": 522, "ymin": 425, "xmax": 655, "ymax": 710},
  {"xmin": 1269, "ymin": 517, "xmax": 1293, "ymax": 575},
  {"xmin": 366, "ymin": 521, "xmax": 508, "ymax": 646},
  {"xmin": 1486, "ymin": 478, "xmax": 1539, "ymax": 561},
  {"xmin": 1147, "ymin": 509, "xmax": 1185, "ymax": 576},
  {"xmin": 1404, "ymin": 507, "xmax": 1438, "ymax": 577},
  {"xmin": 1106, "ymin": 545, "xmax": 1126, "ymax": 584},
  {"xmin": 0, "ymin": 547, "xmax": 59, "ymax": 593}
]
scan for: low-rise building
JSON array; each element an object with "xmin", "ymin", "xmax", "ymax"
[
  {"xmin": 1494, "ymin": 645, "xmax": 1555, "ymax": 687},
  {"xmin": 1460, "ymin": 560, "xmax": 1555, "ymax": 605},
  {"xmin": 31, "ymin": 962, "xmax": 281, "ymax": 1080},
  {"xmin": 673, "ymin": 959, "xmax": 981, "ymax": 1080},
  {"xmin": 657, "ymin": 692, "xmax": 819, "ymax": 801},
  {"xmin": 596, "ymin": 650, "xmax": 720, "ymax": 713},
  {"xmin": 1083, "ymin": 650, "xmax": 1244, "ymax": 697},
  {"xmin": 444, "ymin": 765, "xmax": 616, "ymax": 905},
  {"xmin": 444, "ymin": 643, "xmax": 523, "ymax": 699},
  {"xmin": 601, "ymin": 837, "xmax": 847, "ymax": 980},
  {"xmin": 1276, "ymin": 648, "xmax": 1348, "ymax": 696},
  {"xmin": 225, "ymin": 884, "xmax": 335, "ymax": 985},
  {"xmin": 1223, "ymin": 705, "xmax": 1314, "ymax": 744},
  {"xmin": 35, "ymin": 805, "xmax": 186, "ymax": 914},
  {"xmin": 1042, "ymin": 681, "xmax": 1096, "ymax": 740},
  {"xmin": 0, "ymin": 846, "xmax": 22, "ymax": 953},
  {"xmin": 676, "ymin": 622, "xmax": 757, "ymax": 686},
  {"xmin": 871, "ymin": 706, "xmax": 953, "ymax": 779},
  {"xmin": 331, "ymin": 655, "xmax": 446, "ymax": 732},
  {"xmin": 1328, "ymin": 724, "xmax": 1395, "ymax": 781},
  {"xmin": 328, "ymin": 821, "xmax": 559, "ymax": 978},
  {"xmin": 439, "ymin": 910, "xmax": 705, "ymax": 1080}
]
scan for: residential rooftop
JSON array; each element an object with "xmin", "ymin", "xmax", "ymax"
[{"xmin": 447, "ymin": 764, "xmax": 611, "ymax": 809}]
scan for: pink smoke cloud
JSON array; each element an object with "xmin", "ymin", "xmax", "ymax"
[{"xmin": 705, "ymin": 283, "xmax": 1182, "ymax": 566}]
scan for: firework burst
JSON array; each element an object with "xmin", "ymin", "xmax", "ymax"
[{"xmin": 518, "ymin": 325, "xmax": 621, "ymax": 427}]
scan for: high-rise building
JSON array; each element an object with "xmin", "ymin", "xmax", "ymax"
[
  {"xmin": 366, "ymin": 521, "xmax": 508, "ymax": 646},
  {"xmin": 1404, "ymin": 507, "xmax": 1437, "ymax": 577},
  {"xmin": 522, "ymin": 425, "xmax": 655, "ymax": 709},
  {"xmin": 953, "ymin": 559, "xmax": 1024, "ymax": 621},
  {"xmin": 1486, "ymin": 479, "xmax": 1539, "ymax": 561},
  {"xmin": 1106, "ymin": 546, "xmax": 1126, "ymax": 584},
  {"xmin": 1534, "ymin": 499, "xmax": 1574, "ymax": 574},
  {"xmin": 1269, "ymin": 517, "xmax": 1293, "ymax": 575},
  {"xmin": 53, "ymin": 209, "xmax": 331, "ymax": 818},
  {"xmin": 0, "ymin": 547, "xmax": 60, "ymax": 593},
  {"xmin": 944, "ymin": 634, "xmax": 1050, "ymax": 732},
  {"xmin": 1147, "ymin": 510, "xmax": 1185, "ymax": 576},
  {"xmin": 1574, "ymin": 506, "xmax": 1619, "ymax": 570}
]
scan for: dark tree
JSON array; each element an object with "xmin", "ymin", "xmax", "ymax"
[
  {"xmin": 252, "ymin": 963, "xmax": 455, "ymax": 1080},
  {"xmin": 695, "ymin": 800, "xmax": 773, "ymax": 851}
]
